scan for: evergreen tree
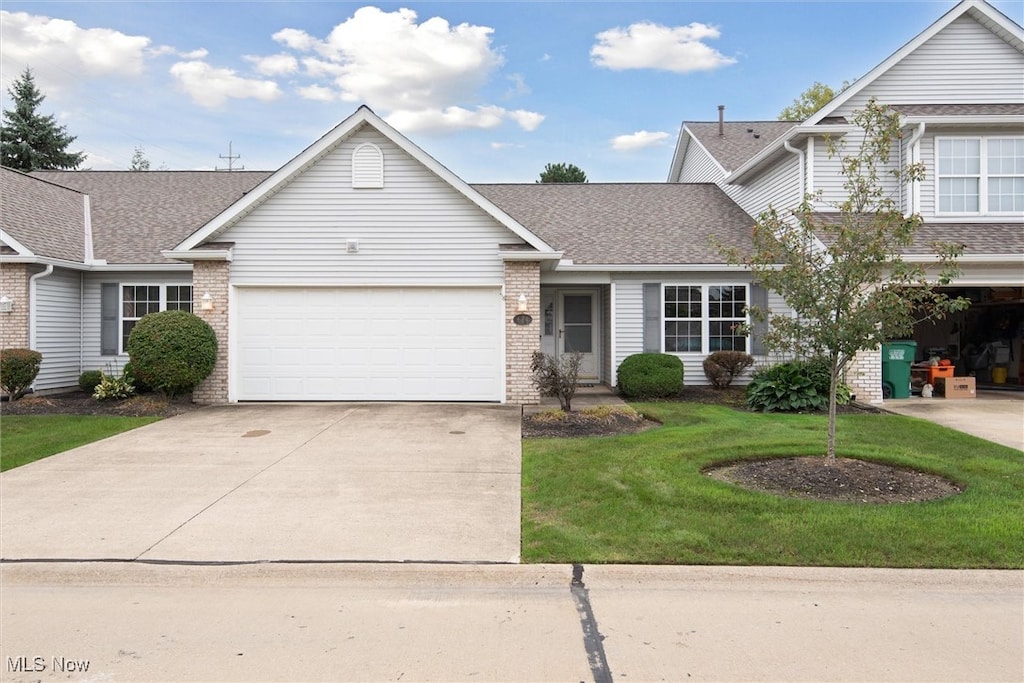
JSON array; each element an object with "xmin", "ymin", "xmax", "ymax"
[
  {"xmin": 537, "ymin": 162, "xmax": 587, "ymax": 183},
  {"xmin": 1, "ymin": 68, "xmax": 85, "ymax": 171}
]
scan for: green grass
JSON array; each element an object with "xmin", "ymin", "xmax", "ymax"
[
  {"xmin": 0, "ymin": 415, "xmax": 160, "ymax": 471},
  {"xmin": 522, "ymin": 402, "xmax": 1024, "ymax": 568}
]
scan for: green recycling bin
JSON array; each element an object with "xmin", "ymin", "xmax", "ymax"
[{"xmin": 881, "ymin": 341, "xmax": 917, "ymax": 399}]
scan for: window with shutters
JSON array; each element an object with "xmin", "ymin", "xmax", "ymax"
[
  {"xmin": 663, "ymin": 284, "xmax": 748, "ymax": 354},
  {"xmin": 352, "ymin": 143, "xmax": 384, "ymax": 189}
]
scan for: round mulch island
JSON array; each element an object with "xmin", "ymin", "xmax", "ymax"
[{"xmin": 706, "ymin": 456, "xmax": 962, "ymax": 504}]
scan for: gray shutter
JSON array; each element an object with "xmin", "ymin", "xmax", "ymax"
[
  {"xmin": 749, "ymin": 284, "xmax": 769, "ymax": 356},
  {"xmin": 100, "ymin": 283, "xmax": 118, "ymax": 356},
  {"xmin": 642, "ymin": 283, "xmax": 662, "ymax": 353}
]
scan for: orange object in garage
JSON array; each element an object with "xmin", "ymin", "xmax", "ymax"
[{"xmin": 928, "ymin": 365, "xmax": 955, "ymax": 384}]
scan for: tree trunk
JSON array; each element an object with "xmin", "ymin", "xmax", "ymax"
[{"xmin": 827, "ymin": 355, "xmax": 839, "ymax": 459}]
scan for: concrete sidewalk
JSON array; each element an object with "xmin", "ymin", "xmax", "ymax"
[
  {"xmin": 1, "ymin": 562, "xmax": 1020, "ymax": 682},
  {"xmin": 880, "ymin": 391, "xmax": 1024, "ymax": 451}
]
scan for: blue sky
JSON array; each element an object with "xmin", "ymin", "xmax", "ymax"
[{"xmin": 2, "ymin": 1, "xmax": 1021, "ymax": 181}]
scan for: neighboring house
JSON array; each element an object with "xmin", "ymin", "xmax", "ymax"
[
  {"xmin": 1, "ymin": 0, "xmax": 1020, "ymax": 405},
  {"xmin": 668, "ymin": 0, "xmax": 1024, "ymax": 401}
]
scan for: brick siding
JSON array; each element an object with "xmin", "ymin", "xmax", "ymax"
[
  {"xmin": 0, "ymin": 263, "xmax": 30, "ymax": 349},
  {"xmin": 504, "ymin": 261, "xmax": 540, "ymax": 405},
  {"xmin": 846, "ymin": 349, "xmax": 883, "ymax": 404},
  {"xmin": 192, "ymin": 261, "xmax": 230, "ymax": 404}
]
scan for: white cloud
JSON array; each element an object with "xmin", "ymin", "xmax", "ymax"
[
  {"xmin": 591, "ymin": 21, "xmax": 736, "ymax": 73},
  {"xmin": 386, "ymin": 105, "xmax": 543, "ymax": 134},
  {"xmin": 505, "ymin": 73, "xmax": 530, "ymax": 98},
  {"xmin": 178, "ymin": 48, "xmax": 209, "ymax": 60},
  {"xmin": 268, "ymin": 7, "xmax": 534, "ymax": 131},
  {"xmin": 245, "ymin": 53, "xmax": 298, "ymax": 76},
  {"xmin": 0, "ymin": 10, "xmax": 152, "ymax": 90},
  {"xmin": 169, "ymin": 61, "xmax": 282, "ymax": 108},
  {"xmin": 611, "ymin": 130, "xmax": 671, "ymax": 151},
  {"xmin": 490, "ymin": 142, "xmax": 524, "ymax": 150}
]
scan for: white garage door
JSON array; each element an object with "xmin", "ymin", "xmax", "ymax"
[{"xmin": 236, "ymin": 287, "xmax": 503, "ymax": 401}]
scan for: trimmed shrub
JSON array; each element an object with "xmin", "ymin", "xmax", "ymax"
[
  {"xmin": 1, "ymin": 348, "xmax": 42, "ymax": 400},
  {"xmin": 78, "ymin": 370, "xmax": 103, "ymax": 393},
  {"xmin": 531, "ymin": 351, "xmax": 583, "ymax": 411},
  {"xmin": 121, "ymin": 361, "xmax": 151, "ymax": 393},
  {"xmin": 702, "ymin": 350, "xmax": 755, "ymax": 388},
  {"xmin": 745, "ymin": 358, "xmax": 851, "ymax": 413},
  {"xmin": 93, "ymin": 372, "xmax": 135, "ymax": 401},
  {"xmin": 127, "ymin": 310, "xmax": 217, "ymax": 398},
  {"xmin": 617, "ymin": 353, "xmax": 684, "ymax": 399}
]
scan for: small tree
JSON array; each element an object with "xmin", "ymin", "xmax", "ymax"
[
  {"xmin": 129, "ymin": 146, "xmax": 151, "ymax": 171},
  {"xmin": 1, "ymin": 68, "xmax": 85, "ymax": 171},
  {"xmin": 723, "ymin": 100, "xmax": 968, "ymax": 459},
  {"xmin": 0, "ymin": 348, "xmax": 42, "ymax": 400},
  {"xmin": 537, "ymin": 162, "xmax": 588, "ymax": 183},
  {"xmin": 778, "ymin": 81, "xmax": 850, "ymax": 121},
  {"xmin": 127, "ymin": 310, "xmax": 217, "ymax": 398},
  {"xmin": 531, "ymin": 351, "xmax": 583, "ymax": 411}
]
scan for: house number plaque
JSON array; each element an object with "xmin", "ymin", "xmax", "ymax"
[{"xmin": 513, "ymin": 314, "xmax": 533, "ymax": 326}]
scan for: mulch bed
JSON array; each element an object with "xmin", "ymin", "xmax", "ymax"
[
  {"xmin": 522, "ymin": 409, "xmax": 658, "ymax": 438},
  {"xmin": 1, "ymin": 391, "xmax": 201, "ymax": 418},
  {"xmin": 705, "ymin": 456, "xmax": 962, "ymax": 504}
]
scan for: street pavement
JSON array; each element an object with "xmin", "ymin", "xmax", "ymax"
[{"xmin": 1, "ymin": 562, "xmax": 1020, "ymax": 682}]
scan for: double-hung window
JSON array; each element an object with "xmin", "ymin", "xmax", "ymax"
[
  {"xmin": 120, "ymin": 284, "xmax": 192, "ymax": 352},
  {"xmin": 664, "ymin": 284, "xmax": 748, "ymax": 354},
  {"xmin": 937, "ymin": 136, "xmax": 1024, "ymax": 214}
]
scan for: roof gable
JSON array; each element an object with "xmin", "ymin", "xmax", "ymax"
[
  {"xmin": 0, "ymin": 167, "xmax": 86, "ymax": 262},
  {"xmin": 172, "ymin": 106, "xmax": 555, "ymax": 256},
  {"xmin": 806, "ymin": 0, "xmax": 1024, "ymax": 126}
]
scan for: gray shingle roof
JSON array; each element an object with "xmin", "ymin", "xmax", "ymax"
[
  {"xmin": 892, "ymin": 103, "xmax": 1024, "ymax": 116},
  {"xmin": 30, "ymin": 171, "xmax": 271, "ymax": 264},
  {"xmin": 684, "ymin": 121, "xmax": 798, "ymax": 171},
  {"xmin": 813, "ymin": 213, "xmax": 1024, "ymax": 256},
  {"xmin": 473, "ymin": 183, "xmax": 756, "ymax": 265},
  {"xmin": 1, "ymin": 167, "xmax": 85, "ymax": 261}
]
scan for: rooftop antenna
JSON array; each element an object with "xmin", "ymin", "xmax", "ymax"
[{"xmin": 216, "ymin": 142, "xmax": 244, "ymax": 171}]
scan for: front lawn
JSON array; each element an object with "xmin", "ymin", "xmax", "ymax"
[
  {"xmin": 522, "ymin": 402, "xmax": 1024, "ymax": 568},
  {"xmin": 0, "ymin": 415, "xmax": 159, "ymax": 471}
]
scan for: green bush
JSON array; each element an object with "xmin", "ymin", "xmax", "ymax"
[
  {"xmin": 1, "ymin": 348, "xmax": 42, "ymax": 401},
  {"xmin": 121, "ymin": 361, "xmax": 151, "ymax": 393},
  {"xmin": 702, "ymin": 350, "xmax": 755, "ymax": 388},
  {"xmin": 93, "ymin": 373, "xmax": 135, "ymax": 401},
  {"xmin": 78, "ymin": 370, "xmax": 103, "ymax": 393},
  {"xmin": 127, "ymin": 310, "xmax": 217, "ymax": 398},
  {"xmin": 617, "ymin": 353, "xmax": 684, "ymax": 399},
  {"xmin": 745, "ymin": 358, "xmax": 851, "ymax": 412}
]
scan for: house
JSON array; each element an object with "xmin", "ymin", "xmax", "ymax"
[
  {"xmin": 1, "ymin": 0, "xmax": 1021, "ymax": 405},
  {"xmin": 667, "ymin": 0, "xmax": 1024, "ymax": 401}
]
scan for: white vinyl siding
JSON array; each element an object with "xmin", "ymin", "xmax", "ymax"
[
  {"xmin": 81, "ymin": 271, "xmax": 191, "ymax": 374},
  {"xmin": 724, "ymin": 153, "xmax": 801, "ymax": 219},
  {"xmin": 679, "ymin": 141, "xmax": 726, "ymax": 183},
  {"xmin": 811, "ymin": 130, "xmax": 902, "ymax": 208},
  {"xmin": 612, "ymin": 280, "xmax": 643, "ymax": 384},
  {"xmin": 221, "ymin": 127, "xmax": 523, "ymax": 286},
  {"xmin": 33, "ymin": 268, "xmax": 82, "ymax": 391},
  {"xmin": 234, "ymin": 286, "xmax": 503, "ymax": 401},
  {"xmin": 834, "ymin": 14, "xmax": 1024, "ymax": 116}
]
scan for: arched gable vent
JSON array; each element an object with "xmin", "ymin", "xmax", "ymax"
[{"xmin": 352, "ymin": 143, "xmax": 384, "ymax": 189}]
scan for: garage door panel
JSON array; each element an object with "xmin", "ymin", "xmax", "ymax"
[{"xmin": 236, "ymin": 287, "xmax": 502, "ymax": 401}]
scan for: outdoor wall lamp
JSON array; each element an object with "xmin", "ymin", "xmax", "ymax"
[
  {"xmin": 0, "ymin": 295, "xmax": 12, "ymax": 313},
  {"xmin": 517, "ymin": 293, "xmax": 529, "ymax": 313},
  {"xmin": 201, "ymin": 292, "xmax": 214, "ymax": 311}
]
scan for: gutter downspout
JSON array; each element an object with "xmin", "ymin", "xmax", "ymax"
[
  {"xmin": 783, "ymin": 139, "xmax": 806, "ymax": 203},
  {"xmin": 905, "ymin": 122, "xmax": 926, "ymax": 215},
  {"xmin": 28, "ymin": 264, "xmax": 54, "ymax": 350}
]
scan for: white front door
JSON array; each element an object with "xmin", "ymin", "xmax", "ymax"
[{"xmin": 558, "ymin": 291, "xmax": 599, "ymax": 380}]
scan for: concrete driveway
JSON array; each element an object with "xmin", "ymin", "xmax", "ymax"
[
  {"xmin": 0, "ymin": 403, "xmax": 522, "ymax": 563},
  {"xmin": 880, "ymin": 390, "xmax": 1024, "ymax": 451}
]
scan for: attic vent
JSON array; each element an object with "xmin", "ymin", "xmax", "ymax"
[{"xmin": 352, "ymin": 143, "xmax": 384, "ymax": 189}]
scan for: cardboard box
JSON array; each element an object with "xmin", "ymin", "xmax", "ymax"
[{"xmin": 935, "ymin": 376, "xmax": 976, "ymax": 399}]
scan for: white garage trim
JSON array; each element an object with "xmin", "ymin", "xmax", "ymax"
[{"xmin": 231, "ymin": 285, "xmax": 504, "ymax": 402}]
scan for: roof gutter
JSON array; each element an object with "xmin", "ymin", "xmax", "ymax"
[
  {"xmin": 727, "ymin": 124, "xmax": 857, "ymax": 184},
  {"xmin": 161, "ymin": 249, "xmax": 233, "ymax": 262}
]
